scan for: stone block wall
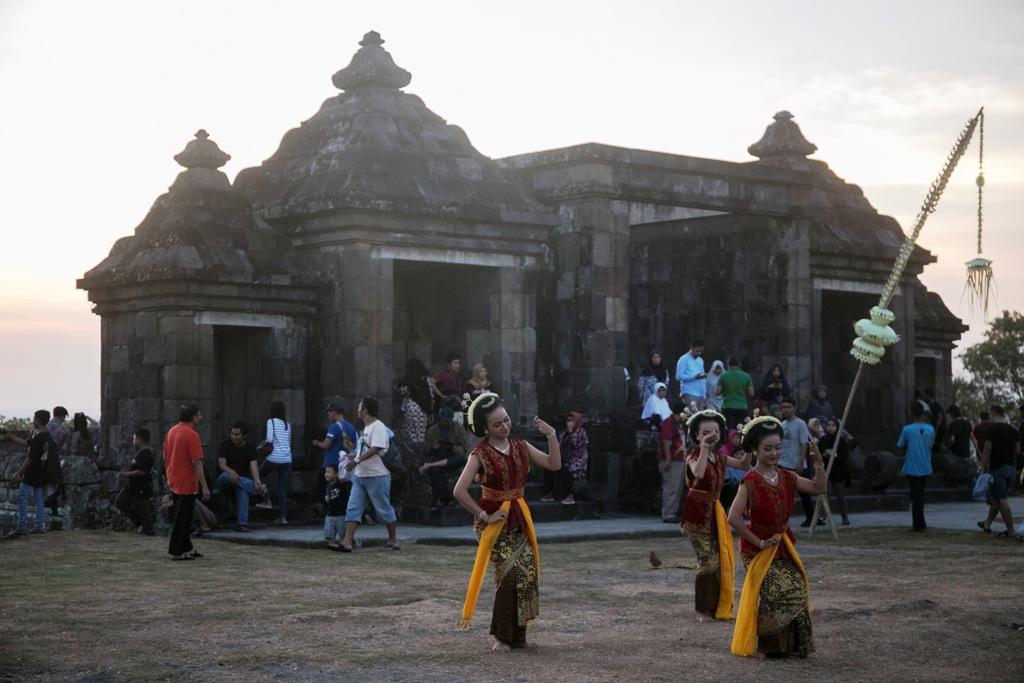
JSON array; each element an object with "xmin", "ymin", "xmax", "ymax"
[
  {"xmin": 629, "ymin": 216, "xmax": 812, "ymax": 399},
  {"xmin": 540, "ymin": 197, "xmax": 631, "ymax": 416}
]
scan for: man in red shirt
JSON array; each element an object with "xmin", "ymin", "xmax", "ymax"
[
  {"xmin": 658, "ymin": 402, "xmax": 687, "ymax": 523},
  {"xmin": 164, "ymin": 404, "xmax": 210, "ymax": 560},
  {"xmin": 431, "ymin": 353, "xmax": 461, "ymax": 412}
]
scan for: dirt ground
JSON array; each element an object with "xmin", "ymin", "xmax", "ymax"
[{"xmin": 1, "ymin": 527, "xmax": 1022, "ymax": 682}]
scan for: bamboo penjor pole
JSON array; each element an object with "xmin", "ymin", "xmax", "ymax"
[{"xmin": 810, "ymin": 108, "xmax": 984, "ymax": 538}]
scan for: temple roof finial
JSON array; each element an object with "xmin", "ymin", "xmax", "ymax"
[
  {"xmin": 748, "ymin": 111, "xmax": 818, "ymax": 161},
  {"xmin": 173, "ymin": 129, "xmax": 231, "ymax": 169},
  {"xmin": 332, "ymin": 30, "xmax": 412, "ymax": 91}
]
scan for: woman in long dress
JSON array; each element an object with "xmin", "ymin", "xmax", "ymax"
[
  {"xmin": 453, "ymin": 393, "xmax": 561, "ymax": 652},
  {"xmin": 728, "ymin": 416, "xmax": 827, "ymax": 658},
  {"xmin": 680, "ymin": 410, "xmax": 750, "ymax": 620}
]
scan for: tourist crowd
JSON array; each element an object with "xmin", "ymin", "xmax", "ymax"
[
  {"xmin": 5, "ymin": 344, "xmax": 1021, "ymax": 549},
  {"xmin": 637, "ymin": 338, "xmax": 1024, "ymax": 536},
  {"xmin": 1, "ymin": 353, "xmax": 593, "ymax": 558}
]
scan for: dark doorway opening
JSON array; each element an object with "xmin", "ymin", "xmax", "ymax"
[
  {"xmin": 393, "ymin": 260, "xmax": 497, "ymax": 379},
  {"xmin": 914, "ymin": 356, "xmax": 937, "ymax": 397},
  {"xmin": 213, "ymin": 326, "xmax": 272, "ymax": 446},
  {"xmin": 821, "ymin": 290, "xmax": 897, "ymax": 451}
]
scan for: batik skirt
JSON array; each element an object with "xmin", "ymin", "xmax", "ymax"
[
  {"xmin": 489, "ymin": 530, "xmax": 539, "ymax": 647},
  {"xmin": 746, "ymin": 555, "xmax": 814, "ymax": 658}
]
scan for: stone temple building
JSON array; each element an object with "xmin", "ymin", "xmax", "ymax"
[{"xmin": 80, "ymin": 31, "xmax": 964, "ymax": 510}]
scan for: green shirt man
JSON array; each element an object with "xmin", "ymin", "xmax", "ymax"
[{"xmin": 716, "ymin": 361, "xmax": 754, "ymax": 411}]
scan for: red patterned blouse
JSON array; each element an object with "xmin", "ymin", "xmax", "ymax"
[
  {"xmin": 681, "ymin": 448, "xmax": 727, "ymax": 535},
  {"xmin": 738, "ymin": 468, "xmax": 798, "ymax": 561},
  {"xmin": 472, "ymin": 437, "xmax": 532, "ymax": 533}
]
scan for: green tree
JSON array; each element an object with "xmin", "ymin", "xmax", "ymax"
[
  {"xmin": 959, "ymin": 310, "xmax": 1024, "ymax": 412},
  {"xmin": 951, "ymin": 376, "xmax": 1011, "ymax": 422}
]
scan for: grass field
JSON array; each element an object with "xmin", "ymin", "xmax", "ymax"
[{"xmin": 1, "ymin": 527, "xmax": 1022, "ymax": 682}]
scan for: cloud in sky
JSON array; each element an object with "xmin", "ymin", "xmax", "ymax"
[{"xmin": 1, "ymin": 0, "xmax": 1022, "ymax": 417}]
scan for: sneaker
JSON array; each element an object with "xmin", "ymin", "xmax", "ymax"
[
  {"xmin": 561, "ymin": 495, "xmax": 575, "ymax": 505},
  {"xmin": 274, "ymin": 517, "xmax": 288, "ymax": 526},
  {"xmin": 255, "ymin": 501, "xmax": 274, "ymax": 510},
  {"xmin": 6, "ymin": 529, "xmax": 27, "ymax": 539},
  {"xmin": 236, "ymin": 525, "xmax": 251, "ymax": 533},
  {"xmin": 799, "ymin": 519, "xmax": 812, "ymax": 528},
  {"xmin": 816, "ymin": 518, "xmax": 826, "ymax": 527},
  {"xmin": 540, "ymin": 494, "xmax": 555, "ymax": 502},
  {"xmin": 841, "ymin": 517, "xmax": 850, "ymax": 526},
  {"xmin": 28, "ymin": 528, "xmax": 48, "ymax": 535}
]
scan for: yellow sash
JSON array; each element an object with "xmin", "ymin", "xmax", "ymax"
[
  {"xmin": 459, "ymin": 498, "xmax": 539, "ymax": 627},
  {"xmin": 713, "ymin": 501, "xmax": 736, "ymax": 621},
  {"xmin": 730, "ymin": 533, "xmax": 809, "ymax": 656}
]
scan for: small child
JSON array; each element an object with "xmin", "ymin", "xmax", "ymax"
[{"xmin": 323, "ymin": 464, "xmax": 345, "ymax": 549}]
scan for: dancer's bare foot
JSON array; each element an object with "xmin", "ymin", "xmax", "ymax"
[{"xmin": 491, "ymin": 638, "xmax": 512, "ymax": 653}]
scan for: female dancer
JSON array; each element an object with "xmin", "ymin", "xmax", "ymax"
[
  {"xmin": 728, "ymin": 415, "xmax": 826, "ymax": 658},
  {"xmin": 680, "ymin": 410, "xmax": 750, "ymax": 620},
  {"xmin": 453, "ymin": 393, "xmax": 561, "ymax": 652}
]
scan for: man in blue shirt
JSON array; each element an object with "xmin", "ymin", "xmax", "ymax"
[
  {"xmin": 312, "ymin": 402, "xmax": 358, "ymax": 514},
  {"xmin": 897, "ymin": 401, "xmax": 935, "ymax": 532},
  {"xmin": 675, "ymin": 338, "xmax": 707, "ymax": 409}
]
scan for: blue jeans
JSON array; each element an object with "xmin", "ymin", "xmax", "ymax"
[
  {"xmin": 258, "ymin": 460, "xmax": 291, "ymax": 518},
  {"xmin": 215, "ymin": 472, "xmax": 259, "ymax": 526},
  {"xmin": 345, "ymin": 474, "xmax": 397, "ymax": 524},
  {"xmin": 324, "ymin": 515, "xmax": 345, "ymax": 540},
  {"xmin": 18, "ymin": 483, "xmax": 46, "ymax": 532}
]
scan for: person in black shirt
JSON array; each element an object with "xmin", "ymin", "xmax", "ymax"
[
  {"xmin": 978, "ymin": 405, "xmax": 1022, "ymax": 539},
  {"xmin": 323, "ymin": 464, "xmax": 347, "ymax": 549},
  {"xmin": 946, "ymin": 405, "xmax": 973, "ymax": 458},
  {"xmin": 214, "ymin": 421, "xmax": 265, "ymax": 532},
  {"xmin": 6, "ymin": 409, "xmax": 51, "ymax": 537},
  {"xmin": 115, "ymin": 428, "xmax": 156, "ymax": 535}
]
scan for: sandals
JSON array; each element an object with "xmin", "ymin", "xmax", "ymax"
[
  {"xmin": 170, "ymin": 554, "xmax": 195, "ymax": 561},
  {"xmin": 382, "ymin": 543, "xmax": 401, "ymax": 551},
  {"xmin": 978, "ymin": 521, "xmax": 992, "ymax": 533},
  {"xmin": 996, "ymin": 531, "xmax": 1024, "ymax": 542}
]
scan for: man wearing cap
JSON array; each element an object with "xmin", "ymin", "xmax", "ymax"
[
  {"xmin": 805, "ymin": 385, "xmax": 834, "ymax": 424},
  {"xmin": 312, "ymin": 402, "xmax": 358, "ymax": 512}
]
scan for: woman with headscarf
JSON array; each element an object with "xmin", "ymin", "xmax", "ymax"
[
  {"xmin": 706, "ymin": 360, "xmax": 726, "ymax": 411},
  {"xmin": 637, "ymin": 349, "xmax": 671, "ymax": 405},
  {"xmin": 641, "ymin": 382, "xmax": 673, "ymax": 428},
  {"xmin": 396, "ymin": 358, "xmax": 433, "ymax": 443},
  {"xmin": 720, "ymin": 427, "xmax": 746, "ymax": 511},
  {"xmin": 463, "ymin": 363, "xmax": 492, "ymax": 403},
  {"xmin": 819, "ymin": 417, "xmax": 850, "ymax": 526},
  {"xmin": 758, "ymin": 364, "xmax": 792, "ymax": 405},
  {"xmin": 541, "ymin": 412, "xmax": 589, "ymax": 504}
]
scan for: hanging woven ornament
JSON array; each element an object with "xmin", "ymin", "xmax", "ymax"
[{"xmin": 964, "ymin": 110, "xmax": 994, "ymax": 318}]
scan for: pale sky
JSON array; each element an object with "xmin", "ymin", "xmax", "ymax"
[{"xmin": 1, "ymin": 0, "xmax": 1022, "ymax": 418}]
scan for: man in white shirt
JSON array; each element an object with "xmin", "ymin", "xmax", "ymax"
[
  {"xmin": 340, "ymin": 396, "xmax": 399, "ymax": 552},
  {"xmin": 675, "ymin": 338, "xmax": 707, "ymax": 410}
]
